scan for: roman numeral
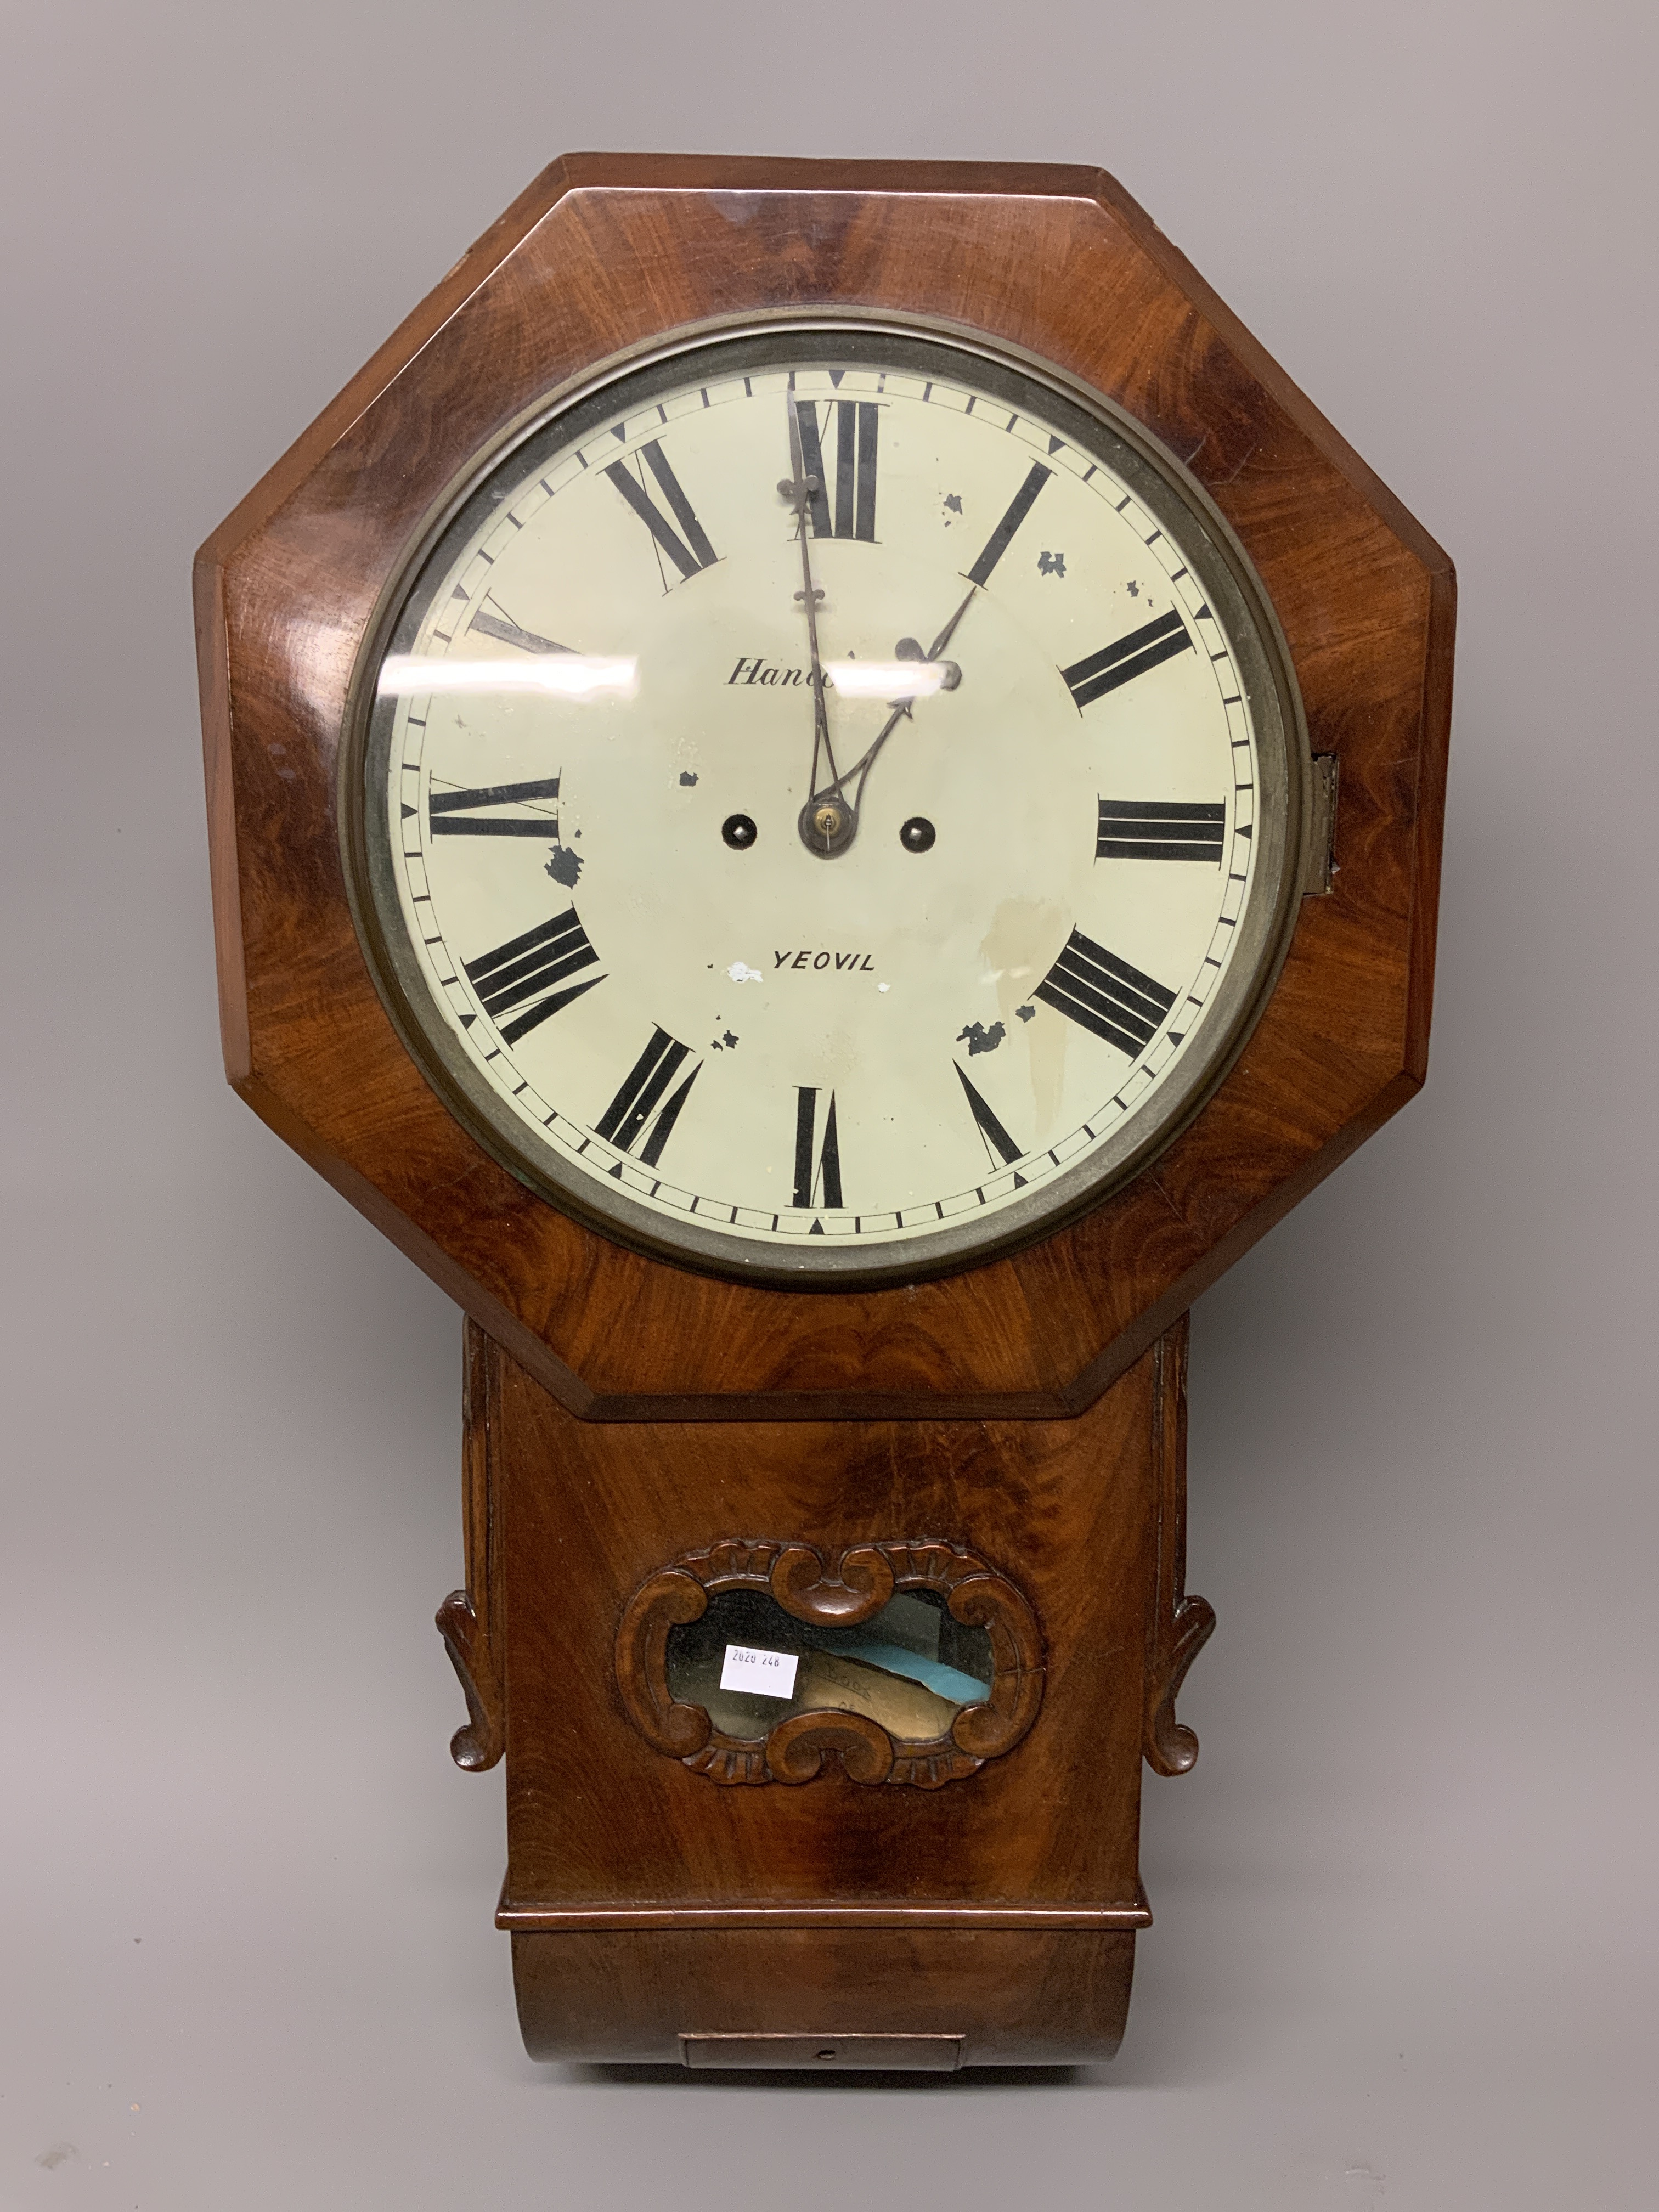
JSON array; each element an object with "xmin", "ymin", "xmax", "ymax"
[
  {"xmin": 464, "ymin": 910, "xmax": 602, "ymax": 1042},
  {"xmin": 955, "ymin": 1065, "xmax": 1021, "ymax": 1169},
  {"xmin": 469, "ymin": 605, "xmax": 571, "ymax": 654},
  {"xmin": 1096, "ymin": 798, "xmax": 1225, "ymax": 862},
  {"xmin": 793, "ymin": 1087, "xmax": 843, "ymax": 1209},
  {"xmin": 596, "ymin": 1028, "xmax": 701, "ymax": 1166},
  {"xmin": 603, "ymin": 441, "xmax": 718, "ymax": 582},
  {"xmin": 966, "ymin": 461, "xmax": 1052, "ymax": 586},
  {"xmin": 794, "ymin": 400, "xmax": 878, "ymax": 540},
  {"xmin": 1034, "ymin": 929, "xmax": 1177, "ymax": 1057},
  {"xmin": 428, "ymin": 776, "xmax": 562, "ymax": 837},
  {"xmin": 1062, "ymin": 609, "xmax": 1193, "ymax": 708}
]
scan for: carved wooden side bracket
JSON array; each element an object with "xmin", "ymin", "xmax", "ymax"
[
  {"xmin": 437, "ymin": 1320, "xmax": 506, "ymax": 1771},
  {"xmin": 1143, "ymin": 1316, "xmax": 1216, "ymax": 1777},
  {"xmin": 616, "ymin": 1537, "xmax": 1044, "ymax": 1790}
]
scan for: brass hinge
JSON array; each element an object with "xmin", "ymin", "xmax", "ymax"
[{"xmin": 1304, "ymin": 754, "xmax": 1340, "ymax": 896}]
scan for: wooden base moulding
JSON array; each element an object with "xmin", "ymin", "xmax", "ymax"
[{"xmin": 441, "ymin": 1314, "xmax": 1212, "ymax": 2066}]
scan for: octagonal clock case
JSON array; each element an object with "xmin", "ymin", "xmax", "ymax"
[{"xmin": 195, "ymin": 155, "xmax": 1453, "ymax": 2070}]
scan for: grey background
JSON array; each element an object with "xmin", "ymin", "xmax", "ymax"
[{"xmin": 2, "ymin": 2, "xmax": 1653, "ymax": 2204}]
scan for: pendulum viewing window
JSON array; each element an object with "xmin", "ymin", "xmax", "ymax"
[{"xmin": 666, "ymin": 1588, "xmax": 995, "ymax": 1741}]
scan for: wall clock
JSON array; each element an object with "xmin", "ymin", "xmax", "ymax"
[{"xmin": 195, "ymin": 155, "xmax": 1453, "ymax": 2069}]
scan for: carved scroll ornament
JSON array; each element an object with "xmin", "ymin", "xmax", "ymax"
[
  {"xmin": 1142, "ymin": 1318, "xmax": 1216, "ymax": 1778},
  {"xmin": 616, "ymin": 1538, "xmax": 1044, "ymax": 1789},
  {"xmin": 437, "ymin": 1321, "xmax": 505, "ymax": 1772}
]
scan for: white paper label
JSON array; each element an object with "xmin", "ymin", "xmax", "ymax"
[{"xmin": 719, "ymin": 1643, "xmax": 799, "ymax": 1699}]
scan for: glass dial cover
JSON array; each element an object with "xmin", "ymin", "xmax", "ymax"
[{"xmin": 347, "ymin": 326, "xmax": 1306, "ymax": 1285}]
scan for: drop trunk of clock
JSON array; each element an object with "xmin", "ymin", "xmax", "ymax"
[
  {"xmin": 194, "ymin": 155, "xmax": 1452, "ymax": 2067},
  {"xmin": 449, "ymin": 1317, "xmax": 1207, "ymax": 2064}
]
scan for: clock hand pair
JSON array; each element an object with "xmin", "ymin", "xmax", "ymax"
[
  {"xmin": 826, "ymin": 584, "xmax": 975, "ymax": 795},
  {"xmin": 794, "ymin": 584, "xmax": 977, "ymax": 858}
]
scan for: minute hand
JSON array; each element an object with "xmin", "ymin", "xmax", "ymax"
[
  {"xmin": 826, "ymin": 584, "xmax": 979, "ymax": 803},
  {"xmin": 783, "ymin": 398, "xmax": 840, "ymax": 804}
]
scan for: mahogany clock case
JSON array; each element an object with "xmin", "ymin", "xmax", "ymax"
[
  {"xmin": 193, "ymin": 155, "xmax": 1452, "ymax": 2070},
  {"xmin": 194, "ymin": 154, "xmax": 1454, "ymax": 1428}
]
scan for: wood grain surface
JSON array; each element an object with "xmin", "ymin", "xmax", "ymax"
[
  {"xmin": 511, "ymin": 1926, "xmax": 1139, "ymax": 2065},
  {"xmin": 195, "ymin": 155, "xmax": 1454, "ymax": 1421},
  {"xmin": 455, "ymin": 1316, "xmax": 1201, "ymax": 2060}
]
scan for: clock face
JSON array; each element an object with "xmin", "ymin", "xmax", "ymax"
[{"xmin": 348, "ymin": 326, "xmax": 1304, "ymax": 1284}]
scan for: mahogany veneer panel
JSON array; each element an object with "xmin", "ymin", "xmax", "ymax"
[
  {"xmin": 196, "ymin": 155, "xmax": 1453, "ymax": 1419},
  {"xmin": 493, "ymin": 1348, "xmax": 1161, "ymax": 1920},
  {"xmin": 444, "ymin": 1318, "xmax": 1206, "ymax": 2059},
  {"xmin": 512, "ymin": 1927, "xmax": 1137, "ymax": 2066}
]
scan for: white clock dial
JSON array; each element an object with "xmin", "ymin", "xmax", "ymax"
[{"xmin": 351, "ymin": 328, "xmax": 1305, "ymax": 1283}]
